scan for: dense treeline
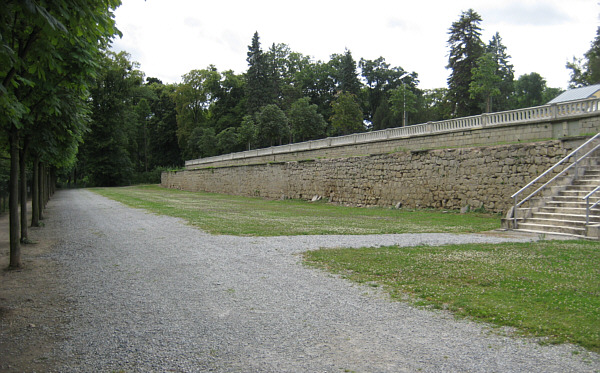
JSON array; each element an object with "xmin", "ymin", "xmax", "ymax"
[
  {"xmin": 72, "ymin": 9, "xmax": 572, "ymax": 189},
  {"xmin": 2, "ymin": 4, "xmax": 599, "ymax": 267}
]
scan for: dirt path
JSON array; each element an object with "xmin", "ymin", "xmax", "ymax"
[{"xmin": 0, "ymin": 200, "xmax": 68, "ymax": 371}]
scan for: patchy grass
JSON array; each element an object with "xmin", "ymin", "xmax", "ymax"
[
  {"xmin": 303, "ymin": 240, "xmax": 600, "ymax": 353},
  {"xmin": 90, "ymin": 185, "xmax": 500, "ymax": 236}
]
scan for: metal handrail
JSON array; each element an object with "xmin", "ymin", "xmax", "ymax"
[
  {"xmin": 511, "ymin": 133, "xmax": 600, "ymax": 227},
  {"xmin": 582, "ymin": 186, "xmax": 600, "ymax": 224}
]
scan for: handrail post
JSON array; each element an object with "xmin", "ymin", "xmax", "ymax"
[
  {"xmin": 574, "ymin": 150, "xmax": 579, "ymax": 177},
  {"xmin": 513, "ymin": 196, "xmax": 518, "ymax": 228},
  {"xmin": 586, "ymin": 197, "xmax": 590, "ymax": 225}
]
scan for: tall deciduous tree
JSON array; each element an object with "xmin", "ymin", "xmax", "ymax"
[
  {"xmin": 210, "ymin": 70, "xmax": 246, "ymax": 135},
  {"xmin": 294, "ymin": 60, "xmax": 337, "ymax": 127},
  {"xmin": 359, "ymin": 57, "xmax": 414, "ymax": 127},
  {"xmin": 330, "ymin": 92, "xmax": 364, "ymax": 136},
  {"xmin": 567, "ymin": 26, "xmax": 600, "ymax": 87},
  {"xmin": 174, "ymin": 67, "xmax": 221, "ymax": 157},
  {"xmin": 288, "ymin": 97, "xmax": 326, "ymax": 142},
  {"xmin": 447, "ymin": 9, "xmax": 485, "ymax": 117},
  {"xmin": 256, "ymin": 104, "xmax": 289, "ymax": 147},
  {"xmin": 389, "ymin": 84, "xmax": 419, "ymax": 126},
  {"xmin": 511, "ymin": 73, "xmax": 549, "ymax": 108},
  {"xmin": 421, "ymin": 88, "xmax": 452, "ymax": 121},
  {"xmin": 469, "ymin": 52, "xmax": 501, "ymax": 113},
  {"xmin": 0, "ymin": 0, "xmax": 121, "ymax": 268}
]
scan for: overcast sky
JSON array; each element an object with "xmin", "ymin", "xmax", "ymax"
[{"xmin": 111, "ymin": 0, "xmax": 599, "ymax": 90}]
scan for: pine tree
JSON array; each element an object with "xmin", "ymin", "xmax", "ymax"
[
  {"xmin": 245, "ymin": 32, "xmax": 275, "ymax": 116},
  {"xmin": 447, "ymin": 9, "xmax": 485, "ymax": 117},
  {"xmin": 330, "ymin": 49, "xmax": 361, "ymax": 95},
  {"xmin": 486, "ymin": 32, "xmax": 514, "ymax": 111}
]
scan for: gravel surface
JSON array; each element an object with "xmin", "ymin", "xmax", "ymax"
[{"xmin": 37, "ymin": 189, "xmax": 599, "ymax": 372}]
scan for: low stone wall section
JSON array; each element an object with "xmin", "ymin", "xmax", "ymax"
[{"xmin": 162, "ymin": 138, "xmax": 586, "ymax": 214}]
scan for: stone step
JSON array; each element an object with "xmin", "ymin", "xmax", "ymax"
[
  {"xmin": 516, "ymin": 222, "xmax": 586, "ymax": 236},
  {"xmin": 551, "ymin": 191, "xmax": 600, "ymax": 204},
  {"xmin": 523, "ymin": 217, "xmax": 588, "ymax": 228},
  {"xmin": 563, "ymin": 184, "xmax": 598, "ymax": 194},
  {"xmin": 532, "ymin": 212, "xmax": 600, "ymax": 223},
  {"xmin": 514, "ymin": 227, "xmax": 587, "ymax": 239},
  {"xmin": 539, "ymin": 206, "xmax": 598, "ymax": 215},
  {"xmin": 512, "ymin": 157, "xmax": 600, "ymax": 239},
  {"xmin": 553, "ymin": 195, "xmax": 600, "ymax": 203},
  {"xmin": 544, "ymin": 200, "xmax": 594, "ymax": 209},
  {"xmin": 568, "ymin": 178, "xmax": 600, "ymax": 183}
]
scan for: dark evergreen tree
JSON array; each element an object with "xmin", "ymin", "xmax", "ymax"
[
  {"xmin": 187, "ymin": 127, "xmax": 217, "ymax": 159},
  {"xmin": 245, "ymin": 32, "xmax": 275, "ymax": 116},
  {"xmin": 81, "ymin": 51, "xmax": 141, "ymax": 187},
  {"xmin": 446, "ymin": 9, "xmax": 485, "ymax": 117},
  {"xmin": 486, "ymin": 32, "xmax": 514, "ymax": 111},
  {"xmin": 330, "ymin": 49, "xmax": 362, "ymax": 96},
  {"xmin": 372, "ymin": 99, "xmax": 399, "ymax": 130},
  {"xmin": 147, "ymin": 82, "xmax": 183, "ymax": 168}
]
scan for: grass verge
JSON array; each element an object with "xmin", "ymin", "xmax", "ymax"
[
  {"xmin": 303, "ymin": 240, "xmax": 600, "ymax": 353},
  {"xmin": 90, "ymin": 185, "xmax": 500, "ymax": 236}
]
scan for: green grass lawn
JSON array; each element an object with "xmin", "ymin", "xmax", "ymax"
[
  {"xmin": 90, "ymin": 185, "xmax": 501, "ymax": 236},
  {"xmin": 304, "ymin": 240, "xmax": 600, "ymax": 353}
]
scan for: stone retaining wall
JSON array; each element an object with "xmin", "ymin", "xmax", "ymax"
[{"xmin": 162, "ymin": 138, "xmax": 586, "ymax": 214}]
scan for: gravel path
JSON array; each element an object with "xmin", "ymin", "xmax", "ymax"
[{"xmin": 40, "ymin": 189, "xmax": 599, "ymax": 372}]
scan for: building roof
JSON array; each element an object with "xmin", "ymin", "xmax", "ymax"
[{"xmin": 547, "ymin": 84, "xmax": 600, "ymax": 104}]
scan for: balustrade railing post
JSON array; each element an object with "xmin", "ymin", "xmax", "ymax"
[{"xmin": 551, "ymin": 103, "xmax": 557, "ymax": 119}]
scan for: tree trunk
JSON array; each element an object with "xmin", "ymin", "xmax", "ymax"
[
  {"xmin": 9, "ymin": 127, "xmax": 21, "ymax": 268},
  {"xmin": 31, "ymin": 156, "xmax": 40, "ymax": 227},
  {"xmin": 38, "ymin": 163, "xmax": 44, "ymax": 221},
  {"xmin": 19, "ymin": 137, "xmax": 29, "ymax": 243}
]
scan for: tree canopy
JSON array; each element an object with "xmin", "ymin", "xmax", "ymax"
[
  {"xmin": 567, "ymin": 26, "xmax": 600, "ymax": 87},
  {"xmin": 0, "ymin": 0, "xmax": 122, "ymax": 268}
]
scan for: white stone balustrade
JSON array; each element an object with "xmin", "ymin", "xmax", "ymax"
[{"xmin": 185, "ymin": 98, "xmax": 600, "ymax": 168}]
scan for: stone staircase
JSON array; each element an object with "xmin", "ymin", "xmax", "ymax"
[{"xmin": 514, "ymin": 165, "xmax": 600, "ymax": 238}]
